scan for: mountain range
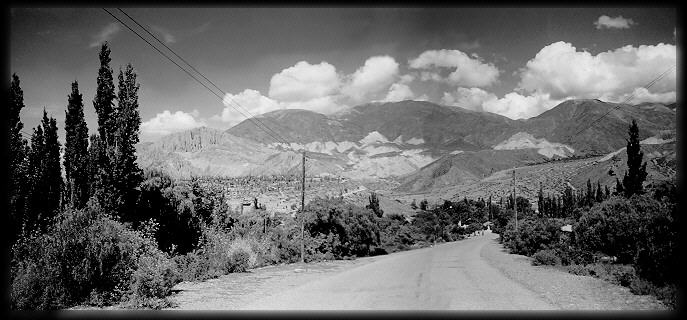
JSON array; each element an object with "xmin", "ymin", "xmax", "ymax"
[{"xmin": 136, "ymin": 99, "xmax": 676, "ymax": 185}]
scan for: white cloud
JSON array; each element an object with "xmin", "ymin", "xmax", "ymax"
[
  {"xmin": 399, "ymin": 74, "xmax": 415, "ymax": 84},
  {"xmin": 215, "ymin": 89, "xmax": 346, "ymax": 126},
  {"xmin": 518, "ymin": 41, "xmax": 676, "ymax": 103},
  {"xmin": 409, "ymin": 49, "xmax": 500, "ymax": 87},
  {"xmin": 382, "ymin": 83, "xmax": 415, "ymax": 102},
  {"xmin": 608, "ymin": 87, "xmax": 676, "ymax": 105},
  {"xmin": 482, "ymin": 92, "xmax": 564, "ymax": 120},
  {"xmin": 268, "ymin": 61, "xmax": 341, "ymax": 102},
  {"xmin": 140, "ymin": 110, "xmax": 206, "ymax": 141},
  {"xmin": 281, "ymin": 96, "xmax": 344, "ymax": 115},
  {"xmin": 217, "ymin": 89, "xmax": 282, "ymax": 126},
  {"xmin": 342, "ymin": 56, "xmax": 399, "ymax": 101},
  {"xmin": 594, "ymin": 15, "xmax": 636, "ymax": 29},
  {"xmin": 89, "ymin": 22, "xmax": 121, "ymax": 48},
  {"xmin": 441, "ymin": 87, "xmax": 563, "ymax": 119},
  {"xmin": 441, "ymin": 87, "xmax": 496, "ymax": 111}
]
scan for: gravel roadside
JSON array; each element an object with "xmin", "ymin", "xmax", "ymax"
[{"xmin": 479, "ymin": 234, "xmax": 669, "ymax": 310}]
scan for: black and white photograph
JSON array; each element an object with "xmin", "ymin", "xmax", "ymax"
[{"xmin": 7, "ymin": 6, "xmax": 679, "ymax": 311}]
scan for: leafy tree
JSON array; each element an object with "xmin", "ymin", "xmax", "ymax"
[
  {"xmin": 91, "ymin": 43, "xmax": 117, "ymax": 210},
  {"xmin": 25, "ymin": 110, "xmax": 62, "ymax": 233},
  {"xmin": 366, "ymin": 192, "xmax": 384, "ymax": 218},
  {"xmin": 87, "ymin": 134, "xmax": 105, "ymax": 201},
  {"xmin": 112, "ymin": 64, "xmax": 143, "ymax": 220},
  {"xmin": 615, "ymin": 177, "xmax": 624, "ymax": 196},
  {"xmin": 8, "ymin": 74, "xmax": 29, "ymax": 244},
  {"xmin": 63, "ymin": 81, "xmax": 90, "ymax": 209},
  {"xmin": 621, "ymin": 119, "xmax": 648, "ymax": 198},
  {"xmin": 93, "ymin": 43, "xmax": 117, "ymax": 146},
  {"xmin": 595, "ymin": 181, "xmax": 604, "ymax": 203}
]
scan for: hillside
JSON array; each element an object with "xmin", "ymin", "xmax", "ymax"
[{"xmin": 137, "ymin": 99, "xmax": 676, "ymax": 182}]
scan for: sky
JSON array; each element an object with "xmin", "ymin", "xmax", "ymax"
[{"xmin": 10, "ymin": 7, "xmax": 677, "ymax": 143}]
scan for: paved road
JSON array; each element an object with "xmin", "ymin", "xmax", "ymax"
[{"xmin": 242, "ymin": 232, "xmax": 556, "ymax": 310}]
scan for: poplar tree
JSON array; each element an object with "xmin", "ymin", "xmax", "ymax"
[
  {"xmin": 586, "ymin": 179, "xmax": 594, "ymax": 206},
  {"xmin": 25, "ymin": 110, "xmax": 62, "ymax": 233},
  {"xmin": 8, "ymin": 74, "xmax": 29, "ymax": 243},
  {"xmin": 595, "ymin": 181, "xmax": 604, "ymax": 203},
  {"xmin": 367, "ymin": 192, "xmax": 383, "ymax": 218},
  {"xmin": 94, "ymin": 43, "xmax": 117, "ymax": 146},
  {"xmin": 622, "ymin": 119, "xmax": 648, "ymax": 197},
  {"xmin": 64, "ymin": 81, "xmax": 90, "ymax": 208},
  {"xmin": 91, "ymin": 43, "xmax": 117, "ymax": 210},
  {"xmin": 87, "ymin": 134, "xmax": 105, "ymax": 199},
  {"xmin": 112, "ymin": 64, "xmax": 143, "ymax": 221}
]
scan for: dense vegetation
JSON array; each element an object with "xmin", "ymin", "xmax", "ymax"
[{"xmin": 496, "ymin": 121, "xmax": 680, "ymax": 308}]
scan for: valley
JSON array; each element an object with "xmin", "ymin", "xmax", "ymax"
[{"xmin": 136, "ymin": 99, "xmax": 676, "ymax": 217}]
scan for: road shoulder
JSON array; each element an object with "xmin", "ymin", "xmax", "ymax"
[{"xmin": 479, "ymin": 235, "xmax": 668, "ymax": 310}]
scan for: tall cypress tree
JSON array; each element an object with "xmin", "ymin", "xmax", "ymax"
[
  {"xmin": 94, "ymin": 43, "xmax": 117, "ymax": 146},
  {"xmin": 622, "ymin": 119, "xmax": 648, "ymax": 198},
  {"xmin": 87, "ymin": 134, "xmax": 105, "ymax": 200},
  {"xmin": 91, "ymin": 43, "xmax": 118, "ymax": 211},
  {"xmin": 595, "ymin": 181, "xmax": 604, "ymax": 203},
  {"xmin": 8, "ymin": 74, "xmax": 29, "ymax": 244},
  {"xmin": 586, "ymin": 179, "xmax": 594, "ymax": 206},
  {"xmin": 25, "ymin": 123, "xmax": 45, "ymax": 233},
  {"xmin": 112, "ymin": 64, "xmax": 143, "ymax": 221},
  {"xmin": 64, "ymin": 81, "xmax": 90, "ymax": 208},
  {"xmin": 25, "ymin": 110, "xmax": 62, "ymax": 233},
  {"xmin": 43, "ymin": 112, "xmax": 63, "ymax": 225}
]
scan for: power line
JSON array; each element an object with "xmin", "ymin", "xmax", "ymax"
[
  {"xmin": 115, "ymin": 8, "xmax": 287, "ymax": 145},
  {"xmin": 104, "ymin": 8, "xmax": 291, "ymax": 147},
  {"xmin": 566, "ymin": 65, "xmax": 676, "ymax": 142}
]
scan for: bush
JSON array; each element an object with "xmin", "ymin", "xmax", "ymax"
[
  {"xmin": 532, "ymin": 249, "xmax": 561, "ymax": 266},
  {"xmin": 501, "ymin": 218, "xmax": 565, "ymax": 256},
  {"xmin": 228, "ymin": 249, "xmax": 251, "ymax": 273},
  {"xmin": 573, "ymin": 196, "xmax": 644, "ymax": 264},
  {"xmin": 567, "ymin": 264, "xmax": 591, "ymax": 276},
  {"xmin": 10, "ymin": 202, "xmax": 178, "ymax": 310}
]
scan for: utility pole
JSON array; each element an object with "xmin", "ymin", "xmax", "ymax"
[
  {"xmin": 300, "ymin": 149, "xmax": 305, "ymax": 263},
  {"xmin": 513, "ymin": 169, "xmax": 518, "ymax": 231}
]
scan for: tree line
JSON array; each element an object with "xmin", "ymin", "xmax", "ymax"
[{"xmin": 8, "ymin": 43, "xmax": 143, "ymax": 246}]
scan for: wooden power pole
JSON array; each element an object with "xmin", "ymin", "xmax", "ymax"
[{"xmin": 300, "ymin": 150, "xmax": 305, "ymax": 263}]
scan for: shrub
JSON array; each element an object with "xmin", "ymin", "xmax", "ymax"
[
  {"xmin": 567, "ymin": 264, "xmax": 591, "ymax": 276},
  {"xmin": 228, "ymin": 249, "xmax": 251, "ymax": 273},
  {"xmin": 501, "ymin": 218, "xmax": 565, "ymax": 256},
  {"xmin": 10, "ymin": 202, "xmax": 178, "ymax": 310},
  {"xmin": 573, "ymin": 196, "xmax": 645, "ymax": 264},
  {"xmin": 532, "ymin": 249, "xmax": 561, "ymax": 266}
]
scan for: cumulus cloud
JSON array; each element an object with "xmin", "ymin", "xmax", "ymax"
[
  {"xmin": 594, "ymin": 15, "xmax": 636, "ymax": 29},
  {"xmin": 89, "ymin": 22, "xmax": 121, "ymax": 48},
  {"xmin": 409, "ymin": 49, "xmax": 500, "ymax": 87},
  {"xmin": 518, "ymin": 41, "xmax": 676, "ymax": 102},
  {"xmin": 441, "ymin": 87, "xmax": 496, "ymax": 112},
  {"xmin": 268, "ymin": 61, "xmax": 341, "ymax": 102},
  {"xmin": 482, "ymin": 92, "xmax": 563, "ymax": 120},
  {"xmin": 382, "ymin": 83, "xmax": 415, "ymax": 102},
  {"xmin": 215, "ymin": 89, "xmax": 346, "ymax": 126},
  {"xmin": 342, "ymin": 56, "xmax": 399, "ymax": 101},
  {"xmin": 140, "ymin": 110, "xmax": 206, "ymax": 141},
  {"xmin": 441, "ymin": 87, "xmax": 563, "ymax": 119},
  {"xmin": 282, "ymin": 96, "xmax": 344, "ymax": 114},
  {"xmin": 216, "ymin": 89, "xmax": 282, "ymax": 126}
]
